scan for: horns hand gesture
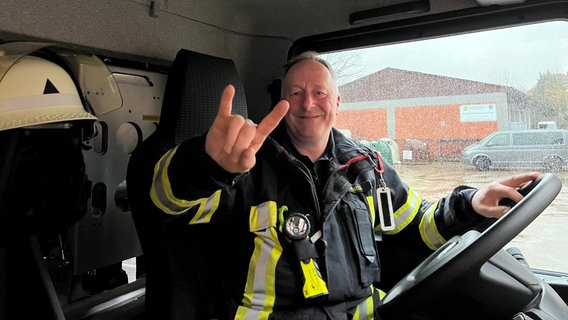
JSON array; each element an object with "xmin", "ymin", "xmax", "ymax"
[{"xmin": 205, "ymin": 85, "xmax": 289, "ymax": 173}]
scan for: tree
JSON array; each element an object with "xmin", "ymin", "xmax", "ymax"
[
  {"xmin": 320, "ymin": 51, "xmax": 366, "ymax": 85},
  {"xmin": 527, "ymin": 71, "xmax": 568, "ymax": 128}
]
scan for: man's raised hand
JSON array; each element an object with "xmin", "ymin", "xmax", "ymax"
[{"xmin": 206, "ymin": 85, "xmax": 289, "ymax": 173}]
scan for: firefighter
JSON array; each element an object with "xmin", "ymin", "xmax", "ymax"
[{"xmin": 150, "ymin": 51, "xmax": 538, "ymax": 319}]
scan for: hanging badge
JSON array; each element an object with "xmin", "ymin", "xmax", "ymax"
[
  {"xmin": 377, "ymin": 186, "xmax": 395, "ymax": 232},
  {"xmin": 372, "ymin": 151, "xmax": 395, "ymax": 231}
]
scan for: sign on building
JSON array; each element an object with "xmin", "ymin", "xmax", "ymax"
[{"xmin": 460, "ymin": 103, "xmax": 497, "ymax": 122}]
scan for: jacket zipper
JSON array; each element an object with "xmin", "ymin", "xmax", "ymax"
[{"xmin": 290, "ymin": 157, "xmax": 322, "ymax": 221}]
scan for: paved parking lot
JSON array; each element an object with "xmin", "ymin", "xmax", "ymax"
[{"xmin": 395, "ymin": 161, "xmax": 568, "ymax": 272}]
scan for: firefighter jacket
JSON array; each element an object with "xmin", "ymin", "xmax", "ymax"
[{"xmin": 150, "ymin": 124, "xmax": 484, "ymax": 320}]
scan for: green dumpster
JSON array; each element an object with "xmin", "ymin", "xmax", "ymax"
[{"xmin": 368, "ymin": 140, "xmax": 393, "ymax": 165}]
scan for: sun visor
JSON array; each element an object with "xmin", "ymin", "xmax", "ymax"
[{"xmin": 0, "ymin": 41, "xmax": 123, "ymax": 115}]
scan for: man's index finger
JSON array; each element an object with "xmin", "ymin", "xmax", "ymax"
[{"xmin": 255, "ymin": 100, "xmax": 289, "ymax": 142}]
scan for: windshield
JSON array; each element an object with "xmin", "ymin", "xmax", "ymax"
[
  {"xmin": 477, "ymin": 134, "xmax": 495, "ymax": 146},
  {"xmin": 322, "ymin": 21, "xmax": 568, "ymax": 272}
]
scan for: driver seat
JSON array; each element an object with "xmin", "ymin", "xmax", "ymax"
[{"xmin": 126, "ymin": 49, "xmax": 248, "ymax": 319}]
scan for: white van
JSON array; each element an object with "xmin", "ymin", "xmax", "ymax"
[
  {"xmin": 462, "ymin": 129, "xmax": 568, "ymax": 171},
  {"xmin": 538, "ymin": 121, "xmax": 557, "ymax": 129}
]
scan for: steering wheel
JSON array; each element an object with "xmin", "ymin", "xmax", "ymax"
[{"xmin": 377, "ymin": 173, "xmax": 563, "ymax": 318}]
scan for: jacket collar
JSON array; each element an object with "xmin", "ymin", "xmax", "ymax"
[{"xmin": 269, "ymin": 122, "xmax": 368, "ymax": 166}]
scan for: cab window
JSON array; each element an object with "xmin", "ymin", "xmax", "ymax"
[{"xmin": 322, "ymin": 21, "xmax": 568, "ymax": 273}]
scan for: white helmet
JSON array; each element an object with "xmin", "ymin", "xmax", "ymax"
[{"xmin": 0, "ymin": 55, "xmax": 97, "ymax": 131}]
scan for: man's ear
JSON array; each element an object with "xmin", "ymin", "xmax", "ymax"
[{"xmin": 336, "ymin": 95, "xmax": 341, "ymax": 115}]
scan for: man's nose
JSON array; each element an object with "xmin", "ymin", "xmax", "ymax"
[{"xmin": 301, "ymin": 94, "xmax": 315, "ymax": 110}]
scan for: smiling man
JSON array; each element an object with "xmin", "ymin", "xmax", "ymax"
[
  {"xmin": 149, "ymin": 51, "xmax": 538, "ymax": 319},
  {"xmin": 281, "ymin": 56, "xmax": 341, "ymax": 162}
]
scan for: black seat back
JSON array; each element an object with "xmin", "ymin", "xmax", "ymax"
[{"xmin": 126, "ymin": 49, "xmax": 248, "ymax": 320}]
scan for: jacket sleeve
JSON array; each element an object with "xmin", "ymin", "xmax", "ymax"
[
  {"xmin": 377, "ymin": 159, "xmax": 485, "ymax": 250},
  {"xmin": 149, "ymin": 134, "xmax": 245, "ymax": 224}
]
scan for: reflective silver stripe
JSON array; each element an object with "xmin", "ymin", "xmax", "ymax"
[
  {"xmin": 237, "ymin": 202, "xmax": 282, "ymax": 320},
  {"xmin": 150, "ymin": 146, "xmax": 221, "ymax": 220},
  {"xmin": 188, "ymin": 190, "xmax": 221, "ymax": 224},
  {"xmin": 250, "ymin": 202, "xmax": 277, "ymax": 231},
  {"xmin": 419, "ymin": 203, "xmax": 446, "ymax": 249},
  {"xmin": 0, "ymin": 94, "xmax": 83, "ymax": 111},
  {"xmin": 353, "ymin": 294, "xmax": 374, "ymax": 320},
  {"xmin": 150, "ymin": 147, "xmax": 187, "ymax": 214},
  {"xmin": 234, "ymin": 306, "xmax": 270, "ymax": 320},
  {"xmin": 380, "ymin": 188, "xmax": 422, "ymax": 235}
]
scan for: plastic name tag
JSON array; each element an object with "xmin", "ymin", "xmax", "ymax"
[
  {"xmin": 300, "ymin": 259, "xmax": 329, "ymax": 299},
  {"xmin": 377, "ymin": 187, "xmax": 395, "ymax": 232}
]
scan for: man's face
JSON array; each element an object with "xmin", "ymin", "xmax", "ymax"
[{"xmin": 281, "ymin": 59, "xmax": 340, "ymax": 147}]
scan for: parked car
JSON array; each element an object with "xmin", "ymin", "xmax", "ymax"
[
  {"xmin": 537, "ymin": 121, "xmax": 558, "ymax": 129},
  {"xmin": 462, "ymin": 129, "xmax": 568, "ymax": 171}
]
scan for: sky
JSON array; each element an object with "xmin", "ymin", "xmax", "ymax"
[{"xmin": 324, "ymin": 21, "xmax": 568, "ymax": 92}]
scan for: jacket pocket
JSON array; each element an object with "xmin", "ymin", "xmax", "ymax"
[{"xmin": 340, "ymin": 197, "xmax": 380, "ymax": 287}]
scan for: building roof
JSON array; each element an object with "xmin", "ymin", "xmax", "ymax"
[{"xmin": 338, "ymin": 67, "xmax": 533, "ymax": 109}]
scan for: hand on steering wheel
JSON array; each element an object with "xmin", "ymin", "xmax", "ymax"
[{"xmin": 378, "ymin": 173, "xmax": 562, "ymax": 319}]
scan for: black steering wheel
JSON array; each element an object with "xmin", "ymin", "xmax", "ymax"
[{"xmin": 377, "ymin": 173, "xmax": 563, "ymax": 319}]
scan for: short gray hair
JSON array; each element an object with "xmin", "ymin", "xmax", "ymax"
[{"xmin": 282, "ymin": 51, "xmax": 336, "ymax": 80}]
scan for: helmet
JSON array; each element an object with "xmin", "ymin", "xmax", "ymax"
[{"xmin": 0, "ymin": 55, "xmax": 97, "ymax": 131}]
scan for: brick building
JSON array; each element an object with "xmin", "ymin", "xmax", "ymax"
[{"xmin": 336, "ymin": 68, "xmax": 534, "ymax": 161}]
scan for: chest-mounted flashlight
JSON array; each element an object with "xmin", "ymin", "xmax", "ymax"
[{"xmin": 284, "ymin": 212, "xmax": 311, "ymax": 241}]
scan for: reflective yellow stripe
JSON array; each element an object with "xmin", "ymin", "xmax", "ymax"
[
  {"xmin": 150, "ymin": 146, "xmax": 222, "ymax": 221},
  {"xmin": 188, "ymin": 190, "xmax": 221, "ymax": 224},
  {"xmin": 353, "ymin": 286, "xmax": 381, "ymax": 320},
  {"xmin": 238, "ymin": 202, "xmax": 282, "ymax": 320},
  {"xmin": 235, "ymin": 306, "xmax": 271, "ymax": 320},
  {"xmin": 250, "ymin": 201, "xmax": 278, "ymax": 231},
  {"xmin": 378, "ymin": 289, "xmax": 386, "ymax": 300},
  {"xmin": 378, "ymin": 188, "xmax": 421, "ymax": 234},
  {"xmin": 150, "ymin": 146, "xmax": 192, "ymax": 214},
  {"xmin": 365, "ymin": 195, "xmax": 376, "ymax": 226},
  {"xmin": 352, "ymin": 295, "xmax": 374, "ymax": 320},
  {"xmin": 419, "ymin": 203, "xmax": 446, "ymax": 249}
]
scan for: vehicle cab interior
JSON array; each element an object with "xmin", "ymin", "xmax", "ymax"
[{"xmin": 1, "ymin": 0, "xmax": 568, "ymax": 319}]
